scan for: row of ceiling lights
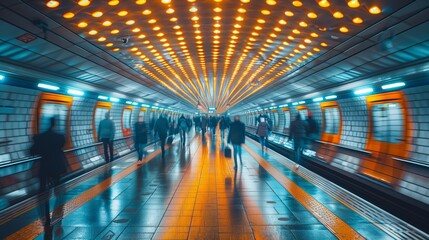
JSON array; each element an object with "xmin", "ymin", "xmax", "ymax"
[{"xmin": 44, "ymin": 0, "xmax": 381, "ymax": 113}]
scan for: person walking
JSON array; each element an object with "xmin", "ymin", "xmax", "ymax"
[
  {"xmin": 178, "ymin": 115, "xmax": 187, "ymax": 145},
  {"xmin": 306, "ymin": 112, "xmax": 318, "ymax": 148},
  {"xmin": 201, "ymin": 115, "xmax": 208, "ymax": 136},
  {"xmin": 228, "ymin": 116, "xmax": 246, "ymax": 170},
  {"xmin": 30, "ymin": 117, "xmax": 68, "ymax": 192},
  {"xmin": 134, "ymin": 117, "xmax": 148, "ymax": 165},
  {"xmin": 289, "ymin": 114, "xmax": 307, "ymax": 170},
  {"xmin": 219, "ymin": 116, "xmax": 228, "ymax": 139},
  {"xmin": 154, "ymin": 114, "xmax": 169, "ymax": 159},
  {"xmin": 210, "ymin": 116, "xmax": 218, "ymax": 137},
  {"xmin": 98, "ymin": 111, "xmax": 115, "ymax": 162},
  {"xmin": 256, "ymin": 117, "xmax": 270, "ymax": 151}
]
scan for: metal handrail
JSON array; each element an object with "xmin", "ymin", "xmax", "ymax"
[
  {"xmin": 392, "ymin": 157, "xmax": 429, "ymax": 168},
  {"xmin": 0, "ymin": 136, "xmax": 135, "ymax": 169}
]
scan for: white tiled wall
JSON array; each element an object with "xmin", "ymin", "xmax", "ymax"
[{"xmin": 338, "ymin": 96, "xmax": 369, "ymax": 149}]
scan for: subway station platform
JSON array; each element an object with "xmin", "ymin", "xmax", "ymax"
[{"xmin": 0, "ymin": 133, "xmax": 427, "ymax": 240}]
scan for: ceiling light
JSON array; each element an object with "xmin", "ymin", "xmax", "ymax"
[
  {"xmin": 118, "ymin": 10, "xmax": 128, "ymax": 16},
  {"xmin": 284, "ymin": 11, "xmax": 294, "ymax": 17},
  {"xmin": 214, "ymin": 7, "xmax": 222, "ymax": 12},
  {"xmin": 111, "ymin": 29, "xmax": 119, "ymax": 34},
  {"xmin": 310, "ymin": 32, "xmax": 319, "ymax": 37},
  {"xmin": 68, "ymin": 89, "xmax": 84, "ymax": 96},
  {"xmin": 92, "ymin": 11, "xmax": 103, "ymax": 18},
  {"xmin": 292, "ymin": 29, "xmax": 300, "ymax": 34},
  {"xmin": 307, "ymin": 12, "xmax": 317, "ymax": 18},
  {"xmin": 106, "ymin": 42, "xmax": 113, "ymax": 47},
  {"xmin": 126, "ymin": 20, "xmax": 135, "ymax": 25},
  {"xmin": 161, "ymin": 0, "xmax": 171, "ymax": 4},
  {"xmin": 102, "ymin": 20, "xmax": 112, "ymax": 26},
  {"xmin": 299, "ymin": 21, "xmax": 308, "ymax": 27},
  {"xmin": 78, "ymin": 0, "xmax": 90, "ymax": 6},
  {"xmin": 381, "ymin": 82, "xmax": 405, "ymax": 90},
  {"xmin": 238, "ymin": 8, "xmax": 246, "ymax": 13},
  {"xmin": 241, "ymin": 0, "xmax": 250, "ymax": 3},
  {"xmin": 148, "ymin": 19, "xmax": 157, "ymax": 24},
  {"xmin": 352, "ymin": 17, "xmax": 363, "ymax": 24},
  {"xmin": 63, "ymin": 12, "xmax": 75, "ymax": 19},
  {"xmin": 190, "ymin": 6, "xmax": 198, "ymax": 12},
  {"xmin": 333, "ymin": 11, "xmax": 344, "ymax": 18},
  {"xmin": 292, "ymin": 1, "xmax": 303, "ymax": 7},
  {"xmin": 98, "ymin": 37, "xmax": 106, "ymax": 41},
  {"xmin": 46, "ymin": 0, "xmax": 59, "ymax": 8},
  {"xmin": 142, "ymin": 9, "xmax": 152, "ymax": 15},
  {"xmin": 77, "ymin": 22, "xmax": 88, "ymax": 28},
  {"xmin": 318, "ymin": 0, "xmax": 330, "ymax": 7},
  {"xmin": 266, "ymin": 0, "xmax": 276, "ymax": 5},
  {"xmin": 347, "ymin": 0, "xmax": 360, "ymax": 8},
  {"xmin": 38, "ymin": 83, "xmax": 59, "ymax": 91},
  {"xmin": 135, "ymin": 0, "xmax": 146, "ymax": 5},
  {"xmin": 354, "ymin": 88, "xmax": 373, "ymax": 95},
  {"xmin": 278, "ymin": 19, "xmax": 287, "ymax": 25},
  {"xmin": 369, "ymin": 6, "xmax": 381, "ymax": 14},
  {"xmin": 325, "ymin": 95, "xmax": 337, "ymax": 100},
  {"xmin": 339, "ymin": 27, "xmax": 349, "ymax": 33},
  {"xmin": 88, "ymin": 30, "xmax": 98, "ymax": 35},
  {"xmin": 261, "ymin": 10, "xmax": 271, "ymax": 15}
]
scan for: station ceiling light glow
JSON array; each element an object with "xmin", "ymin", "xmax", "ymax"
[
  {"xmin": 325, "ymin": 95, "xmax": 337, "ymax": 100},
  {"xmin": 67, "ymin": 89, "xmax": 84, "ymax": 96},
  {"xmin": 37, "ymin": 83, "xmax": 59, "ymax": 90},
  {"xmin": 109, "ymin": 97, "xmax": 120, "ymax": 102},
  {"xmin": 382, "ymin": 82, "xmax": 405, "ymax": 90},
  {"xmin": 313, "ymin": 97, "xmax": 323, "ymax": 102},
  {"xmin": 0, "ymin": 75, "xmax": 5, "ymax": 81},
  {"xmin": 98, "ymin": 95, "xmax": 108, "ymax": 100},
  {"xmin": 354, "ymin": 88, "xmax": 373, "ymax": 95},
  {"xmin": 35, "ymin": 0, "xmax": 387, "ymax": 113}
]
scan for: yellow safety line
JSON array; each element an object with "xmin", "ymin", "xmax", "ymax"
[
  {"xmin": 6, "ymin": 138, "xmax": 187, "ymax": 240},
  {"xmin": 243, "ymin": 144, "xmax": 366, "ymax": 240}
]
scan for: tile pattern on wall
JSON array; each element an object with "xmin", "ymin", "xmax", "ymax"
[{"xmin": 338, "ymin": 96, "xmax": 369, "ymax": 149}]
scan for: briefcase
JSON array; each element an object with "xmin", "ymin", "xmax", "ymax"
[{"xmin": 224, "ymin": 146, "xmax": 231, "ymax": 158}]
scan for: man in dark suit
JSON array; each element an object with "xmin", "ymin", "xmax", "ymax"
[
  {"xmin": 154, "ymin": 114, "xmax": 169, "ymax": 159},
  {"xmin": 31, "ymin": 117, "xmax": 67, "ymax": 192},
  {"xmin": 228, "ymin": 116, "xmax": 246, "ymax": 170}
]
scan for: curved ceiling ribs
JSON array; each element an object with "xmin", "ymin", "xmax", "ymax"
[{"xmin": 26, "ymin": 0, "xmax": 405, "ymax": 113}]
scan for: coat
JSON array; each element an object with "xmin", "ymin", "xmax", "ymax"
[
  {"xmin": 154, "ymin": 116, "xmax": 169, "ymax": 138},
  {"xmin": 31, "ymin": 129, "xmax": 67, "ymax": 178},
  {"xmin": 289, "ymin": 118, "xmax": 307, "ymax": 140},
  {"xmin": 256, "ymin": 122, "xmax": 270, "ymax": 137},
  {"xmin": 98, "ymin": 118, "xmax": 115, "ymax": 140},
  {"xmin": 228, "ymin": 120, "xmax": 246, "ymax": 145},
  {"xmin": 134, "ymin": 122, "xmax": 148, "ymax": 144}
]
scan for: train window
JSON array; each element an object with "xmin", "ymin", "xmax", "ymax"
[
  {"xmin": 40, "ymin": 103, "xmax": 68, "ymax": 135},
  {"xmin": 372, "ymin": 103, "xmax": 403, "ymax": 143},
  {"xmin": 273, "ymin": 111, "xmax": 279, "ymax": 128},
  {"xmin": 138, "ymin": 109, "xmax": 146, "ymax": 122},
  {"xmin": 284, "ymin": 111, "xmax": 291, "ymax": 128},
  {"xmin": 123, "ymin": 108, "xmax": 132, "ymax": 129},
  {"xmin": 324, "ymin": 107, "xmax": 340, "ymax": 134},
  {"xmin": 94, "ymin": 108, "xmax": 109, "ymax": 138}
]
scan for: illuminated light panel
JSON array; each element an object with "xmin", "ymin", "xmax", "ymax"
[
  {"xmin": 241, "ymin": 0, "xmax": 250, "ymax": 3},
  {"xmin": 261, "ymin": 10, "xmax": 271, "ymax": 15},
  {"xmin": 63, "ymin": 12, "xmax": 75, "ymax": 19},
  {"xmin": 88, "ymin": 30, "xmax": 98, "ymax": 35},
  {"xmin": 46, "ymin": 0, "xmax": 59, "ymax": 8},
  {"xmin": 135, "ymin": 0, "xmax": 146, "ymax": 4},
  {"xmin": 161, "ymin": 0, "xmax": 171, "ymax": 4},
  {"xmin": 214, "ymin": 7, "xmax": 222, "ymax": 12},
  {"xmin": 311, "ymin": 32, "xmax": 319, "ymax": 37},
  {"xmin": 382, "ymin": 82, "xmax": 405, "ymax": 90},
  {"xmin": 292, "ymin": 29, "xmax": 300, "ymax": 34},
  {"xmin": 111, "ymin": 29, "xmax": 119, "ymax": 34},
  {"xmin": 78, "ymin": 0, "xmax": 91, "ymax": 6},
  {"xmin": 67, "ymin": 89, "xmax": 84, "ymax": 96},
  {"xmin": 142, "ymin": 10, "xmax": 152, "ymax": 15},
  {"xmin": 126, "ymin": 20, "xmax": 135, "ymax": 25},
  {"xmin": 325, "ymin": 95, "xmax": 337, "ymax": 100},
  {"xmin": 77, "ymin": 22, "xmax": 88, "ymax": 28},
  {"xmin": 333, "ymin": 11, "xmax": 344, "ymax": 18},
  {"xmin": 299, "ymin": 21, "xmax": 308, "ymax": 27},
  {"xmin": 339, "ymin": 26, "xmax": 349, "ymax": 33},
  {"xmin": 38, "ymin": 83, "xmax": 59, "ymax": 91},
  {"xmin": 148, "ymin": 19, "xmax": 157, "ymax": 24},
  {"xmin": 102, "ymin": 20, "xmax": 112, "ymax": 26},
  {"xmin": 284, "ymin": 11, "xmax": 294, "ymax": 17},
  {"xmin": 92, "ymin": 11, "xmax": 103, "ymax": 18},
  {"xmin": 279, "ymin": 19, "xmax": 287, "ymax": 25},
  {"xmin": 190, "ymin": 6, "xmax": 198, "ymax": 12},
  {"xmin": 166, "ymin": 8, "xmax": 175, "ymax": 14},
  {"xmin": 108, "ymin": 0, "xmax": 119, "ymax": 6},
  {"xmin": 353, "ymin": 17, "xmax": 363, "ymax": 24},
  {"xmin": 369, "ymin": 6, "xmax": 381, "ymax": 14},
  {"xmin": 118, "ymin": 10, "xmax": 128, "ymax": 16},
  {"xmin": 292, "ymin": 1, "xmax": 303, "ymax": 7},
  {"xmin": 307, "ymin": 12, "xmax": 317, "ymax": 18},
  {"xmin": 354, "ymin": 88, "xmax": 373, "ymax": 95},
  {"xmin": 348, "ymin": 0, "xmax": 360, "ymax": 8},
  {"xmin": 106, "ymin": 42, "xmax": 114, "ymax": 47},
  {"xmin": 238, "ymin": 8, "xmax": 246, "ymax": 13},
  {"xmin": 318, "ymin": 0, "xmax": 330, "ymax": 7},
  {"xmin": 98, "ymin": 37, "xmax": 106, "ymax": 42}
]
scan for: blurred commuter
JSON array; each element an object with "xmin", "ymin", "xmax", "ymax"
[
  {"xmin": 193, "ymin": 115, "xmax": 201, "ymax": 132},
  {"xmin": 186, "ymin": 116, "xmax": 193, "ymax": 132},
  {"xmin": 178, "ymin": 115, "xmax": 187, "ymax": 145},
  {"xmin": 201, "ymin": 116, "xmax": 208, "ymax": 136},
  {"xmin": 169, "ymin": 120, "xmax": 175, "ymax": 136},
  {"xmin": 228, "ymin": 116, "xmax": 245, "ymax": 170},
  {"xmin": 134, "ymin": 117, "xmax": 148, "ymax": 165},
  {"xmin": 98, "ymin": 112, "xmax": 115, "ymax": 162},
  {"xmin": 154, "ymin": 114, "xmax": 169, "ymax": 159},
  {"xmin": 306, "ymin": 112, "xmax": 318, "ymax": 147},
  {"xmin": 289, "ymin": 114, "xmax": 307, "ymax": 170},
  {"xmin": 210, "ymin": 116, "xmax": 218, "ymax": 136},
  {"xmin": 256, "ymin": 117, "xmax": 270, "ymax": 151},
  {"xmin": 30, "ymin": 117, "xmax": 67, "ymax": 192},
  {"xmin": 219, "ymin": 116, "xmax": 228, "ymax": 139}
]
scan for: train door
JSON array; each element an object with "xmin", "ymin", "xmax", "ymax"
[
  {"xmin": 318, "ymin": 101, "xmax": 342, "ymax": 163},
  {"xmin": 360, "ymin": 91, "xmax": 412, "ymax": 184},
  {"xmin": 282, "ymin": 108, "xmax": 291, "ymax": 134},
  {"xmin": 320, "ymin": 101, "xmax": 342, "ymax": 144},
  {"xmin": 35, "ymin": 93, "xmax": 73, "ymax": 149},
  {"xmin": 122, "ymin": 106, "xmax": 133, "ymax": 137}
]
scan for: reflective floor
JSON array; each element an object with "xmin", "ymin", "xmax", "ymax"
[{"xmin": 1, "ymin": 132, "xmax": 426, "ymax": 239}]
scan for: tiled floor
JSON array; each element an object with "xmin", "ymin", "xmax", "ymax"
[{"xmin": 1, "ymin": 132, "xmax": 427, "ymax": 239}]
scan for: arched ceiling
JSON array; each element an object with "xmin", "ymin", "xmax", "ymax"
[{"xmin": 2, "ymin": 0, "xmax": 428, "ymax": 114}]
